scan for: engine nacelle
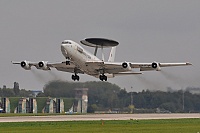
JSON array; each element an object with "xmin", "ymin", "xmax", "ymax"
[
  {"xmin": 122, "ymin": 62, "xmax": 132, "ymax": 71},
  {"xmin": 152, "ymin": 62, "xmax": 161, "ymax": 71},
  {"xmin": 21, "ymin": 61, "xmax": 31, "ymax": 70},
  {"xmin": 38, "ymin": 61, "xmax": 50, "ymax": 70}
]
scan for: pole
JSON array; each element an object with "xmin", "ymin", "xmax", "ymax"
[
  {"xmin": 182, "ymin": 90, "xmax": 184, "ymax": 112},
  {"xmin": 131, "ymin": 87, "xmax": 133, "ymax": 113}
]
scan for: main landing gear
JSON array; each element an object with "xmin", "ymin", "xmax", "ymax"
[
  {"xmin": 99, "ymin": 75, "xmax": 107, "ymax": 81},
  {"xmin": 72, "ymin": 74, "xmax": 79, "ymax": 81}
]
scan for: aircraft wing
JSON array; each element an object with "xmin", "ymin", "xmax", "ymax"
[
  {"xmin": 48, "ymin": 62, "xmax": 84, "ymax": 74},
  {"xmin": 130, "ymin": 62, "xmax": 192, "ymax": 71},
  {"xmin": 86, "ymin": 61, "xmax": 192, "ymax": 74},
  {"xmin": 130, "ymin": 62, "xmax": 192, "ymax": 68},
  {"xmin": 12, "ymin": 61, "xmax": 84, "ymax": 74},
  {"xmin": 158, "ymin": 62, "xmax": 192, "ymax": 67}
]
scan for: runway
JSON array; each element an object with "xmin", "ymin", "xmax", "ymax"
[{"xmin": 0, "ymin": 113, "xmax": 199, "ymax": 122}]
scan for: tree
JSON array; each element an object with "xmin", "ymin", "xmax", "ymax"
[
  {"xmin": 1, "ymin": 88, "xmax": 15, "ymax": 97},
  {"xmin": 13, "ymin": 82, "xmax": 20, "ymax": 96},
  {"xmin": 42, "ymin": 81, "xmax": 200, "ymax": 112},
  {"xmin": 37, "ymin": 92, "xmax": 46, "ymax": 97}
]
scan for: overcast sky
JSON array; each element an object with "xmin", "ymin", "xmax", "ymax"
[{"xmin": 0, "ymin": 0, "xmax": 199, "ymax": 92}]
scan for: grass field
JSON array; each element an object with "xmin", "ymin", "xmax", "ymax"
[{"xmin": 0, "ymin": 119, "xmax": 199, "ymax": 133}]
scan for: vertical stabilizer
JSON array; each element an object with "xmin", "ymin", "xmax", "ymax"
[{"xmin": 108, "ymin": 47, "xmax": 116, "ymax": 62}]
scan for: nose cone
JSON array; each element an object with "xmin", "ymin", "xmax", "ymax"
[
  {"xmin": 61, "ymin": 40, "xmax": 73, "ymax": 57},
  {"xmin": 61, "ymin": 43, "xmax": 66, "ymax": 48},
  {"xmin": 61, "ymin": 44, "xmax": 68, "ymax": 57}
]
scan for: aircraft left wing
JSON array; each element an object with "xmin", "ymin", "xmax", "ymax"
[
  {"xmin": 130, "ymin": 62, "xmax": 192, "ymax": 71},
  {"xmin": 85, "ymin": 61, "xmax": 192, "ymax": 74}
]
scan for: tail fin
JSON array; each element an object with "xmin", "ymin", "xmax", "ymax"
[{"xmin": 108, "ymin": 47, "xmax": 116, "ymax": 62}]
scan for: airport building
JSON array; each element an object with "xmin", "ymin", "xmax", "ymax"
[
  {"xmin": 42, "ymin": 98, "xmax": 64, "ymax": 113},
  {"xmin": 74, "ymin": 88, "xmax": 88, "ymax": 113},
  {"xmin": 0, "ymin": 97, "xmax": 10, "ymax": 113},
  {"xmin": 56, "ymin": 98, "xmax": 64, "ymax": 113},
  {"xmin": 0, "ymin": 97, "xmax": 67, "ymax": 113},
  {"xmin": 16, "ymin": 98, "xmax": 37, "ymax": 113}
]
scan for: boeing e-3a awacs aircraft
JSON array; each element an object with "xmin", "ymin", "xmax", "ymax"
[{"xmin": 12, "ymin": 38, "xmax": 192, "ymax": 81}]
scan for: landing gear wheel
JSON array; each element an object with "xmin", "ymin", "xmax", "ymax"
[
  {"xmin": 104, "ymin": 75, "xmax": 107, "ymax": 81},
  {"xmin": 76, "ymin": 75, "xmax": 80, "ymax": 81},
  {"xmin": 99, "ymin": 75, "xmax": 107, "ymax": 81},
  {"xmin": 99, "ymin": 75, "xmax": 103, "ymax": 81},
  {"xmin": 72, "ymin": 75, "xmax": 75, "ymax": 81},
  {"xmin": 72, "ymin": 74, "xmax": 80, "ymax": 81}
]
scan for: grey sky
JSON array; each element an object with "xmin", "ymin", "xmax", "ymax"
[{"xmin": 0, "ymin": 0, "xmax": 199, "ymax": 92}]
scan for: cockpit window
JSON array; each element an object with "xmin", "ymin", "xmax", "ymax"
[{"xmin": 62, "ymin": 41, "xmax": 72, "ymax": 44}]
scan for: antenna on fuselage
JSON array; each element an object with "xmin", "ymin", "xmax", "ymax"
[{"xmin": 80, "ymin": 38, "xmax": 119, "ymax": 61}]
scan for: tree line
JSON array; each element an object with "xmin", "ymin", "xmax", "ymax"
[
  {"xmin": 0, "ymin": 82, "xmax": 33, "ymax": 97},
  {"xmin": 1, "ymin": 81, "xmax": 200, "ymax": 113},
  {"xmin": 42, "ymin": 81, "xmax": 200, "ymax": 113}
]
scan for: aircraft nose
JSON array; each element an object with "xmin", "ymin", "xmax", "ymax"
[{"xmin": 61, "ymin": 43, "xmax": 66, "ymax": 47}]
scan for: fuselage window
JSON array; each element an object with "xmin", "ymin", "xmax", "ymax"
[
  {"xmin": 66, "ymin": 41, "xmax": 71, "ymax": 44},
  {"xmin": 62, "ymin": 41, "xmax": 72, "ymax": 44},
  {"xmin": 77, "ymin": 47, "xmax": 83, "ymax": 53}
]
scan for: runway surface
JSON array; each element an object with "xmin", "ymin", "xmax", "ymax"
[{"xmin": 0, "ymin": 113, "xmax": 199, "ymax": 122}]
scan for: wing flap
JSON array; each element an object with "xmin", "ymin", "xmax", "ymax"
[
  {"xmin": 48, "ymin": 61, "xmax": 75, "ymax": 68},
  {"xmin": 48, "ymin": 61, "xmax": 84, "ymax": 74},
  {"xmin": 114, "ymin": 72, "xmax": 142, "ymax": 76},
  {"xmin": 130, "ymin": 63, "xmax": 152, "ymax": 68},
  {"xmin": 55, "ymin": 67, "xmax": 84, "ymax": 74}
]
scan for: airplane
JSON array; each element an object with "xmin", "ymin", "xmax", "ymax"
[{"xmin": 12, "ymin": 38, "xmax": 192, "ymax": 81}]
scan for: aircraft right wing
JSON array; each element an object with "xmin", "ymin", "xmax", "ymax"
[
  {"xmin": 12, "ymin": 60, "xmax": 84, "ymax": 74},
  {"xmin": 49, "ymin": 62, "xmax": 84, "ymax": 74}
]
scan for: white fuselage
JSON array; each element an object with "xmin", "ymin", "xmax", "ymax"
[{"xmin": 61, "ymin": 40, "xmax": 102, "ymax": 75}]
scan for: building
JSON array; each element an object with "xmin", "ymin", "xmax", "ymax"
[
  {"xmin": 1, "ymin": 98, "xmax": 10, "ymax": 113},
  {"xmin": 17, "ymin": 98, "xmax": 37, "ymax": 113},
  {"xmin": 56, "ymin": 98, "xmax": 64, "ymax": 113},
  {"xmin": 43, "ymin": 98, "xmax": 64, "ymax": 113},
  {"xmin": 74, "ymin": 88, "xmax": 88, "ymax": 113}
]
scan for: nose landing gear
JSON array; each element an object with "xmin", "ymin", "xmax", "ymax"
[{"xmin": 66, "ymin": 57, "xmax": 70, "ymax": 65}]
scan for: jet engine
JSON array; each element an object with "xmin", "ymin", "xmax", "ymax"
[
  {"xmin": 38, "ymin": 61, "xmax": 50, "ymax": 70},
  {"xmin": 122, "ymin": 62, "xmax": 132, "ymax": 71},
  {"xmin": 20, "ymin": 60, "xmax": 31, "ymax": 70},
  {"xmin": 152, "ymin": 62, "xmax": 161, "ymax": 71}
]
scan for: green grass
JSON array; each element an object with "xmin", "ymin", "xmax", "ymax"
[
  {"xmin": 0, "ymin": 119, "xmax": 199, "ymax": 133},
  {"xmin": 63, "ymin": 98, "xmax": 75, "ymax": 111},
  {"xmin": 35, "ymin": 97, "xmax": 47, "ymax": 113}
]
